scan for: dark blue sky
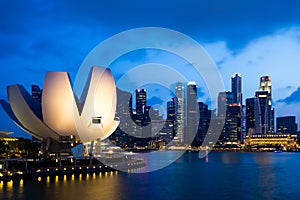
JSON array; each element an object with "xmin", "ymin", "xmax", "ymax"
[{"xmin": 1, "ymin": 0, "xmax": 300, "ymax": 137}]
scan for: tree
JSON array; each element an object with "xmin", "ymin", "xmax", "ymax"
[{"xmin": 0, "ymin": 140, "xmax": 9, "ymax": 158}]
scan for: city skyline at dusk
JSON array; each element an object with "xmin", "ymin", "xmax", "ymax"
[
  {"xmin": 1, "ymin": 1, "xmax": 300, "ymax": 138},
  {"xmin": 2, "ymin": 2, "xmax": 300, "ymax": 200}
]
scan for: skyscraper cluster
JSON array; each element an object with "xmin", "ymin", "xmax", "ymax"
[
  {"xmin": 218, "ymin": 74, "xmax": 276, "ymax": 144},
  {"xmin": 173, "ymin": 82, "xmax": 211, "ymax": 145},
  {"xmin": 113, "ymin": 73, "xmax": 298, "ymax": 149},
  {"xmin": 217, "ymin": 74, "xmax": 298, "ymax": 146},
  {"xmin": 246, "ymin": 76, "xmax": 274, "ymax": 136},
  {"xmin": 111, "ymin": 88, "xmax": 175, "ymax": 149},
  {"xmin": 218, "ymin": 74, "xmax": 242, "ymax": 143},
  {"xmin": 27, "ymin": 73, "xmax": 298, "ymax": 150}
]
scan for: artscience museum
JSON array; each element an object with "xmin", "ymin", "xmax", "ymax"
[{"xmin": 0, "ymin": 66, "xmax": 120, "ymax": 153}]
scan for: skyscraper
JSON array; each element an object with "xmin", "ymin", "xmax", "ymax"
[
  {"xmin": 225, "ymin": 105, "xmax": 241, "ymax": 142},
  {"xmin": 167, "ymin": 98, "xmax": 176, "ymax": 121},
  {"xmin": 131, "ymin": 89, "xmax": 151, "ymax": 138},
  {"xmin": 246, "ymin": 98, "xmax": 255, "ymax": 135},
  {"xmin": 175, "ymin": 83, "xmax": 185, "ymax": 143},
  {"xmin": 259, "ymin": 76, "xmax": 274, "ymax": 133},
  {"xmin": 185, "ymin": 81, "xmax": 198, "ymax": 144},
  {"xmin": 231, "ymin": 73, "xmax": 242, "ymax": 105},
  {"xmin": 116, "ymin": 88, "xmax": 134, "ymax": 134},
  {"xmin": 254, "ymin": 91, "xmax": 270, "ymax": 135},
  {"xmin": 216, "ymin": 74, "xmax": 243, "ymax": 143},
  {"xmin": 276, "ymin": 116, "xmax": 298, "ymax": 134},
  {"xmin": 31, "ymin": 84, "xmax": 42, "ymax": 103},
  {"xmin": 196, "ymin": 102, "xmax": 211, "ymax": 144},
  {"xmin": 136, "ymin": 89, "xmax": 146, "ymax": 114},
  {"xmin": 259, "ymin": 76, "xmax": 272, "ymax": 106},
  {"xmin": 217, "ymin": 91, "xmax": 234, "ymax": 118}
]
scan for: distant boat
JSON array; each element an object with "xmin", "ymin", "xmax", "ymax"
[{"xmin": 274, "ymin": 150, "xmax": 282, "ymax": 153}]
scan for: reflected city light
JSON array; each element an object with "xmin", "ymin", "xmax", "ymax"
[
  {"xmin": 7, "ymin": 180, "xmax": 13, "ymax": 189},
  {"xmin": 20, "ymin": 179, "xmax": 23, "ymax": 187},
  {"xmin": 63, "ymin": 175, "xmax": 67, "ymax": 182}
]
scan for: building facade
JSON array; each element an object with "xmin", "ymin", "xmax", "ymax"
[
  {"xmin": 185, "ymin": 82, "xmax": 198, "ymax": 144},
  {"xmin": 31, "ymin": 84, "xmax": 42, "ymax": 103},
  {"xmin": 218, "ymin": 77, "xmax": 242, "ymax": 144},
  {"xmin": 259, "ymin": 75, "xmax": 274, "ymax": 132},
  {"xmin": 175, "ymin": 83, "xmax": 185, "ymax": 143},
  {"xmin": 244, "ymin": 134, "xmax": 298, "ymax": 150},
  {"xmin": 254, "ymin": 91, "xmax": 270, "ymax": 134},
  {"xmin": 246, "ymin": 98, "xmax": 255, "ymax": 135},
  {"xmin": 196, "ymin": 102, "xmax": 211, "ymax": 144},
  {"xmin": 276, "ymin": 116, "xmax": 298, "ymax": 134},
  {"xmin": 231, "ymin": 73, "xmax": 242, "ymax": 105}
]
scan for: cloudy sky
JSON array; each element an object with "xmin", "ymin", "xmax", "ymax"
[{"xmin": 1, "ymin": 0, "xmax": 300, "ymax": 137}]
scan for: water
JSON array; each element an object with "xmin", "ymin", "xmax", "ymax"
[{"xmin": 1, "ymin": 152, "xmax": 300, "ymax": 200}]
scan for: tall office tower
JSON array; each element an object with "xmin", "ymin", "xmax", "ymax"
[
  {"xmin": 240, "ymin": 105, "xmax": 246, "ymax": 143},
  {"xmin": 185, "ymin": 81, "xmax": 198, "ymax": 144},
  {"xmin": 254, "ymin": 91, "xmax": 270, "ymax": 135},
  {"xmin": 30, "ymin": 85, "xmax": 43, "ymax": 141},
  {"xmin": 223, "ymin": 105, "xmax": 241, "ymax": 143},
  {"xmin": 31, "ymin": 85, "xmax": 42, "ymax": 103},
  {"xmin": 259, "ymin": 76, "xmax": 274, "ymax": 132},
  {"xmin": 276, "ymin": 116, "xmax": 298, "ymax": 134},
  {"xmin": 175, "ymin": 83, "xmax": 185, "ymax": 143},
  {"xmin": 116, "ymin": 88, "xmax": 134, "ymax": 133},
  {"xmin": 246, "ymin": 98, "xmax": 255, "ymax": 135},
  {"xmin": 217, "ymin": 91, "xmax": 234, "ymax": 118},
  {"xmin": 136, "ymin": 89, "xmax": 146, "ymax": 114},
  {"xmin": 218, "ymin": 91, "xmax": 241, "ymax": 143},
  {"xmin": 270, "ymin": 108, "xmax": 275, "ymax": 133},
  {"xmin": 196, "ymin": 102, "xmax": 211, "ymax": 144},
  {"xmin": 231, "ymin": 73, "xmax": 242, "ymax": 105},
  {"xmin": 131, "ymin": 89, "xmax": 151, "ymax": 138},
  {"xmin": 109, "ymin": 88, "xmax": 135, "ymax": 147},
  {"xmin": 259, "ymin": 76, "xmax": 272, "ymax": 105},
  {"xmin": 167, "ymin": 98, "xmax": 176, "ymax": 121}
]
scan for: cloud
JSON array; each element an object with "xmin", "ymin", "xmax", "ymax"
[
  {"xmin": 2, "ymin": 1, "xmax": 300, "ymax": 135},
  {"xmin": 204, "ymin": 27, "xmax": 300, "ymax": 102},
  {"xmin": 202, "ymin": 27, "xmax": 300, "ymax": 126},
  {"xmin": 277, "ymin": 87, "xmax": 300, "ymax": 104},
  {"xmin": 203, "ymin": 41, "xmax": 233, "ymax": 67}
]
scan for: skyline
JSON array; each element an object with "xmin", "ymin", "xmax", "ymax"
[
  {"xmin": 1, "ymin": 71, "xmax": 298, "ymax": 138},
  {"xmin": 1, "ymin": 0, "xmax": 300, "ymax": 137}
]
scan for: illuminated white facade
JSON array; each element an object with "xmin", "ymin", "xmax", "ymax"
[{"xmin": 0, "ymin": 66, "xmax": 119, "ymax": 143}]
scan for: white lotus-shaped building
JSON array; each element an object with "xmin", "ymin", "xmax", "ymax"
[{"xmin": 0, "ymin": 66, "xmax": 119, "ymax": 143}]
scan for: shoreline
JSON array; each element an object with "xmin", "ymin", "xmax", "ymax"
[
  {"xmin": 0, "ymin": 158, "xmax": 145, "ymax": 182},
  {"xmin": 2, "ymin": 149, "xmax": 300, "ymax": 181}
]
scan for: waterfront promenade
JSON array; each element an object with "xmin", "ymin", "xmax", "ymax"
[{"xmin": 0, "ymin": 156, "xmax": 145, "ymax": 181}]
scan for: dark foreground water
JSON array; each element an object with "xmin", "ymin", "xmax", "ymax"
[{"xmin": 1, "ymin": 152, "xmax": 300, "ymax": 200}]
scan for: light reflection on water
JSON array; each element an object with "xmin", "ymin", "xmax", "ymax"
[
  {"xmin": 1, "ymin": 152, "xmax": 300, "ymax": 200},
  {"xmin": 0, "ymin": 171, "xmax": 121, "ymax": 200}
]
